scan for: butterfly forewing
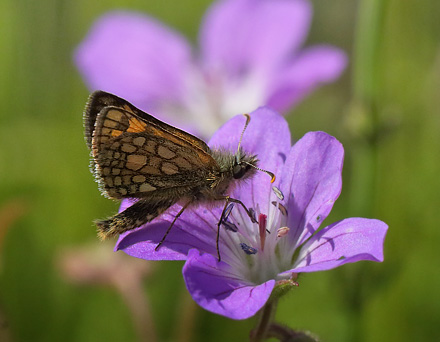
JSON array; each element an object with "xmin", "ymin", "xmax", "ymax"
[
  {"xmin": 89, "ymin": 102, "xmax": 219, "ymax": 200},
  {"xmin": 85, "ymin": 91, "xmax": 212, "ymax": 153}
]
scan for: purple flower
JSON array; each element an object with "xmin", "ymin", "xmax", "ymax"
[
  {"xmin": 75, "ymin": 0, "xmax": 347, "ymax": 136},
  {"xmin": 115, "ymin": 107, "xmax": 388, "ymax": 320}
]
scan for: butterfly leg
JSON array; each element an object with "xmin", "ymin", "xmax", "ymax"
[
  {"xmin": 216, "ymin": 199, "xmax": 232, "ymax": 262},
  {"xmin": 155, "ymin": 201, "xmax": 191, "ymax": 251},
  {"xmin": 215, "ymin": 196, "xmax": 258, "ymax": 262},
  {"xmin": 224, "ymin": 197, "xmax": 257, "ymax": 223}
]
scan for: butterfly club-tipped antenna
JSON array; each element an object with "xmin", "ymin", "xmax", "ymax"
[
  {"xmin": 237, "ymin": 114, "xmax": 276, "ymax": 183},
  {"xmin": 245, "ymin": 161, "xmax": 276, "ymax": 183},
  {"xmin": 235, "ymin": 113, "xmax": 252, "ymax": 162}
]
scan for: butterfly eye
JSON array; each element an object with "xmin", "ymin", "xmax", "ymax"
[{"xmin": 233, "ymin": 163, "xmax": 251, "ymax": 179}]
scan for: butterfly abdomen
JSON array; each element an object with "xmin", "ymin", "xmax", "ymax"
[{"xmin": 95, "ymin": 197, "xmax": 176, "ymax": 239}]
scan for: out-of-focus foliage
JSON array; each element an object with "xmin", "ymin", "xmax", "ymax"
[{"xmin": 0, "ymin": 0, "xmax": 439, "ymax": 341}]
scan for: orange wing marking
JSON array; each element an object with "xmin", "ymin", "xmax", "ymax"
[{"xmin": 127, "ymin": 117, "xmax": 147, "ymax": 133}]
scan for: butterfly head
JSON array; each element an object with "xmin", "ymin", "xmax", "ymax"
[
  {"xmin": 232, "ymin": 150, "xmax": 258, "ymax": 180},
  {"xmin": 231, "ymin": 114, "xmax": 276, "ymax": 183},
  {"xmin": 232, "ymin": 150, "xmax": 275, "ymax": 183}
]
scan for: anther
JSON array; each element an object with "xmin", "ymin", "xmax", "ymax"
[
  {"xmin": 248, "ymin": 207, "xmax": 257, "ymax": 223},
  {"xmin": 240, "ymin": 243, "xmax": 258, "ymax": 255},
  {"xmin": 272, "ymin": 186, "xmax": 284, "ymax": 200},
  {"xmin": 271, "ymin": 201, "xmax": 288, "ymax": 216},
  {"xmin": 277, "ymin": 226, "xmax": 290, "ymax": 238}
]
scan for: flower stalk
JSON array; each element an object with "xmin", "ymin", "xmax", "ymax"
[{"xmin": 250, "ymin": 298, "xmax": 278, "ymax": 342}]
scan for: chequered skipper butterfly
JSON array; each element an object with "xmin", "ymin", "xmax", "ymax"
[{"xmin": 84, "ymin": 91, "xmax": 274, "ymax": 260}]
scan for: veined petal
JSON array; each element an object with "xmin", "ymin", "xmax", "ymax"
[
  {"xmin": 267, "ymin": 46, "xmax": 348, "ymax": 111},
  {"xmin": 116, "ymin": 204, "xmax": 225, "ymax": 260},
  {"xmin": 200, "ymin": 0, "xmax": 312, "ymax": 76},
  {"xmin": 279, "ymin": 132, "xmax": 344, "ymax": 249},
  {"xmin": 115, "ymin": 220, "xmax": 187, "ymax": 260},
  {"xmin": 183, "ymin": 249, "xmax": 275, "ymax": 320},
  {"xmin": 74, "ymin": 11, "xmax": 192, "ymax": 111},
  {"xmin": 286, "ymin": 218, "xmax": 388, "ymax": 273}
]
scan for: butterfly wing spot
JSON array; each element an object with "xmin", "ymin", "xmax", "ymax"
[
  {"xmin": 111, "ymin": 168, "xmax": 121, "ymax": 176},
  {"xmin": 106, "ymin": 188, "xmax": 119, "ymax": 198},
  {"xmin": 173, "ymin": 156, "xmax": 192, "ymax": 170},
  {"xmin": 121, "ymin": 143, "xmax": 137, "ymax": 153},
  {"xmin": 106, "ymin": 108, "xmax": 123, "ymax": 121},
  {"xmin": 105, "ymin": 177, "xmax": 113, "ymax": 187},
  {"xmin": 161, "ymin": 162, "xmax": 179, "ymax": 175},
  {"xmin": 126, "ymin": 155, "xmax": 147, "ymax": 171},
  {"xmin": 144, "ymin": 140, "xmax": 156, "ymax": 154},
  {"xmin": 104, "ymin": 119, "xmax": 118, "ymax": 128},
  {"xmin": 157, "ymin": 145, "xmax": 176, "ymax": 159},
  {"xmin": 132, "ymin": 175, "xmax": 146, "ymax": 183},
  {"xmin": 139, "ymin": 183, "xmax": 156, "ymax": 192},
  {"xmin": 133, "ymin": 136, "xmax": 146, "ymax": 146},
  {"xmin": 140, "ymin": 165, "xmax": 161, "ymax": 175}
]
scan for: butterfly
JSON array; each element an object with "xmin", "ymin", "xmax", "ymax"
[{"xmin": 84, "ymin": 91, "xmax": 274, "ymax": 260}]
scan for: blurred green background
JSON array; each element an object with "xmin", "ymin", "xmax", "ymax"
[{"xmin": 1, "ymin": 0, "xmax": 439, "ymax": 341}]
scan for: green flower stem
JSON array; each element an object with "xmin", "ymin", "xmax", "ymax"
[
  {"xmin": 250, "ymin": 298, "xmax": 278, "ymax": 342},
  {"xmin": 267, "ymin": 323, "xmax": 319, "ymax": 342}
]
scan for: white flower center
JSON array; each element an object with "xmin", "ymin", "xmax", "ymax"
[
  {"xmin": 220, "ymin": 193, "xmax": 295, "ymax": 286},
  {"xmin": 176, "ymin": 67, "xmax": 267, "ymax": 137}
]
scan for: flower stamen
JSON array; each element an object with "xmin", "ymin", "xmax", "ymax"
[
  {"xmin": 271, "ymin": 201, "xmax": 288, "ymax": 216},
  {"xmin": 272, "ymin": 186, "xmax": 284, "ymax": 200},
  {"xmin": 248, "ymin": 207, "xmax": 257, "ymax": 223},
  {"xmin": 277, "ymin": 226, "xmax": 290, "ymax": 238}
]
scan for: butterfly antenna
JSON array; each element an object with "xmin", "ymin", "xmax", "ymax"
[
  {"xmin": 237, "ymin": 114, "xmax": 276, "ymax": 183},
  {"xmin": 236, "ymin": 114, "xmax": 251, "ymax": 158},
  {"xmin": 244, "ymin": 161, "xmax": 276, "ymax": 183}
]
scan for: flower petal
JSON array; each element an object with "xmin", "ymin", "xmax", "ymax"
[
  {"xmin": 183, "ymin": 249, "xmax": 275, "ymax": 319},
  {"xmin": 116, "ymin": 204, "xmax": 225, "ymax": 260},
  {"xmin": 209, "ymin": 107, "xmax": 291, "ymax": 214},
  {"xmin": 74, "ymin": 11, "xmax": 192, "ymax": 111},
  {"xmin": 267, "ymin": 46, "xmax": 348, "ymax": 111},
  {"xmin": 279, "ymin": 132, "xmax": 344, "ymax": 248},
  {"xmin": 115, "ymin": 220, "xmax": 187, "ymax": 260},
  {"xmin": 200, "ymin": 0, "xmax": 312, "ymax": 76},
  {"xmin": 287, "ymin": 218, "xmax": 388, "ymax": 273}
]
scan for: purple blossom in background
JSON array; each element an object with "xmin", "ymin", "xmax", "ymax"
[
  {"xmin": 75, "ymin": 0, "xmax": 347, "ymax": 136},
  {"xmin": 115, "ymin": 108, "xmax": 388, "ymax": 320}
]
